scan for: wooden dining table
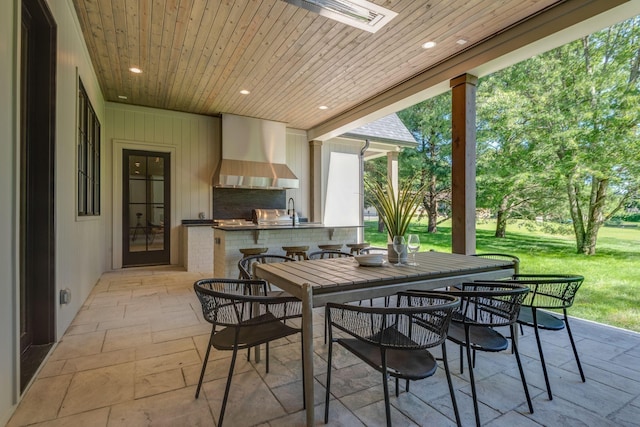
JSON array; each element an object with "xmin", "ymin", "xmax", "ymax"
[{"xmin": 254, "ymin": 250, "xmax": 515, "ymax": 426}]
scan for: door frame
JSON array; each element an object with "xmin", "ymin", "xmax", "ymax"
[
  {"xmin": 112, "ymin": 140, "xmax": 179, "ymax": 269},
  {"xmin": 122, "ymin": 149, "xmax": 171, "ymax": 266},
  {"xmin": 19, "ymin": 0, "xmax": 57, "ymax": 391}
]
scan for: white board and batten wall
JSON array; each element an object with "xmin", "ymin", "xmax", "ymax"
[
  {"xmin": 0, "ymin": 0, "xmax": 108, "ymax": 423},
  {"xmin": 105, "ymin": 103, "xmax": 219, "ymax": 269}
]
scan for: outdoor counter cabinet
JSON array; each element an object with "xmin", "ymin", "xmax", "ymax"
[{"xmin": 254, "ymin": 251, "xmax": 515, "ymax": 426}]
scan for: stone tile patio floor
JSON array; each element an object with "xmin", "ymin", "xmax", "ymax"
[{"xmin": 7, "ymin": 266, "xmax": 640, "ymax": 426}]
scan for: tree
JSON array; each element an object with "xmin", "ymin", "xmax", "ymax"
[
  {"xmin": 478, "ymin": 17, "xmax": 640, "ymax": 253},
  {"xmin": 397, "ymin": 93, "xmax": 452, "ymax": 233},
  {"xmin": 534, "ymin": 19, "xmax": 640, "ymax": 254},
  {"xmin": 477, "ymin": 64, "xmax": 566, "ymax": 237}
]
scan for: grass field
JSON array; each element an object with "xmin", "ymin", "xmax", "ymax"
[{"xmin": 364, "ymin": 218, "xmax": 640, "ymax": 332}]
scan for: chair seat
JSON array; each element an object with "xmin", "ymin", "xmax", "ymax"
[
  {"xmin": 346, "ymin": 242, "xmax": 370, "ymax": 255},
  {"xmin": 338, "ymin": 338, "xmax": 437, "ymax": 381},
  {"xmin": 211, "ymin": 313, "xmax": 300, "ymax": 350},
  {"xmin": 447, "ymin": 321, "xmax": 509, "ymax": 352},
  {"xmin": 239, "ymin": 247, "xmax": 268, "ymax": 256},
  {"xmin": 282, "ymin": 245, "xmax": 309, "ymax": 252},
  {"xmin": 518, "ymin": 307, "xmax": 565, "ymax": 330},
  {"xmin": 318, "ymin": 244, "xmax": 342, "ymax": 250}
]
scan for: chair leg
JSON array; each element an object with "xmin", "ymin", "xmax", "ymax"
[
  {"xmin": 442, "ymin": 344, "xmax": 462, "ymax": 427},
  {"xmin": 218, "ymin": 345, "xmax": 239, "ymax": 427},
  {"xmin": 395, "ymin": 377, "xmax": 400, "ymax": 397},
  {"xmin": 195, "ymin": 330, "xmax": 215, "ymax": 398},
  {"xmin": 324, "ymin": 338, "xmax": 333, "ymax": 423},
  {"xmin": 381, "ymin": 351, "xmax": 392, "ymax": 427},
  {"xmin": 564, "ymin": 309, "xmax": 586, "ymax": 382},
  {"xmin": 464, "ymin": 328, "xmax": 481, "ymax": 427},
  {"xmin": 531, "ymin": 309, "xmax": 553, "ymax": 400},
  {"xmin": 266, "ymin": 343, "xmax": 270, "ymax": 373},
  {"xmin": 512, "ymin": 329, "xmax": 534, "ymax": 413},
  {"xmin": 324, "ymin": 319, "xmax": 328, "ymax": 345},
  {"xmin": 459, "ymin": 344, "xmax": 464, "ymax": 374},
  {"xmin": 300, "ymin": 333, "xmax": 306, "ymax": 410}
]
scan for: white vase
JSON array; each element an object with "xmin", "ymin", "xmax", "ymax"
[{"xmin": 387, "ymin": 243, "xmax": 408, "ymax": 264}]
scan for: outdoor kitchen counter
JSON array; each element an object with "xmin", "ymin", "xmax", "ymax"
[
  {"xmin": 213, "ymin": 224, "xmax": 362, "ymax": 278},
  {"xmin": 213, "ymin": 222, "xmax": 358, "ymax": 230}
]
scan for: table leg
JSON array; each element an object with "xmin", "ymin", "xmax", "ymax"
[{"xmin": 302, "ymin": 283, "xmax": 315, "ymax": 426}]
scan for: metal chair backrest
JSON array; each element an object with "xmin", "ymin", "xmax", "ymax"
[
  {"xmin": 194, "ymin": 278, "xmax": 301, "ymax": 327},
  {"xmin": 472, "ymin": 253, "xmax": 520, "ymax": 274},
  {"xmin": 326, "ymin": 292, "xmax": 459, "ymax": 350},
  {"xmin": 238, "ymin": 254, "xmax": 295, "ymax": 279},
  {"xmin": 308, "ymin": 250, "xmax": 353, "ymax": 259},
  {"xmin": 444, "ymin": 282, "xmax": 530, "ymax": 327},
  {"xmin": 506, "ymin": 274, "xmax": 584, "ymax": 309}
]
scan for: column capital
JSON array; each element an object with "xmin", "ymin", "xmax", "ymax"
[{"xmin": 450, "ymin": 73, "xmax": 478, "ymax": 88}]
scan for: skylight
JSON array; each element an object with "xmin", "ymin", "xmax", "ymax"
[{"xmin": 282, "ymin": 0, "xmax": 397, "ymax": 33}]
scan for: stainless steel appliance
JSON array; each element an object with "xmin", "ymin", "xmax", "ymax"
[
  {"xmin": 252, "ymin": 208, "xmax": 298, "ymax": 226},
  {"xmin": 214, "ymin": 218, "xmax": 255, "ymax": 228},
  {"xmin": 212, "ymin": 114, "xmax": 299, "ymax": 189}
]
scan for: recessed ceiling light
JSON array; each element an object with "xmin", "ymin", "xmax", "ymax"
[
  {"xmin": 129, "ymin": 67, "xmax": 142, "ymax": 74},
  {"xmin": 118, "ymin": 95, "xmax": 128, "ymax": 100},
  {"xmin": 456, "ymin": 39, "xmax": 468, "ymax": 45},
  {"xmin": 240, "ymin": 89, "xmax": 250, "ymax": 95},
  {"xmin": 319, "ymin": 105, "xmax": 329, "ymax": 110},
  {"xmin": 421, "ymin": 41, "xmax": 436, "ymax": 49}
]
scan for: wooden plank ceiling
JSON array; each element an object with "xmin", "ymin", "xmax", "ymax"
[{"xmin": 73, "ymin": 0, "xmax": 562, "ymax": 130}]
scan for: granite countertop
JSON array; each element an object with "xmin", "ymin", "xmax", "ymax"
[
  {"xmin": 181, "ymin": 219, "xmax": 214, "ymax": 227},
  {"xmin": 214, "ymin": 223, "xmax": 362, "ymax": 231}
]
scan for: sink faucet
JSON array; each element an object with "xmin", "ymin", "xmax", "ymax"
[{"xmin": 288, "ymin": 197, "xmax": 295, "ymax": 227}]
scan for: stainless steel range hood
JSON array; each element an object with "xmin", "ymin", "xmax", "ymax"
[{"xmin": 213, "ymin": 114, "xmax": 299, "ymax": 189}]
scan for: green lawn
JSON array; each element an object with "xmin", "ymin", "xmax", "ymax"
[{"xmin": 364, "ymin": 219, "xmax": 640, "ymax": 332}]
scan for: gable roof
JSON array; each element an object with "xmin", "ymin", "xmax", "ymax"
[{"xmin": 341, "ymin": 113, "xmax": 416, "ymax": 147}]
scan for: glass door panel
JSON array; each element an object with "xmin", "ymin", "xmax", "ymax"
[{"xmin": 123, "ymin": 150, "xmax": 170, "ymax": 266}]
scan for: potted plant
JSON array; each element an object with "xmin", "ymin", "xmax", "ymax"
[{"xmin": 365, "ymin": 176, "xmax": 424, "ymax": 263}]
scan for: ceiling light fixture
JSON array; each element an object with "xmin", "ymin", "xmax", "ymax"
[
  {"xmin": 282, "ymin": 0, "xmax": 397, "ymax": 33},
  {"xmin": 129, "ymin": 67, "xmax": 142, "ymax": 74},
  {"xmin": 421, "ymin": 41, "xmax": 436, "ymax": 49},
  {"xmin": 319, "ymin": 105, "xmax": 329, "ymax": 110},
  {"xmin": 240, "ymin": 89, "xmax": 250, "ymax": 95},
  {"xmin": 456, "ymin": 39, "xmax": 468, "ymax": 45}
]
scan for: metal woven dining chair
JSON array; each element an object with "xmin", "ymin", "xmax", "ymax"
[
  {"xmin": 238, "ymin": 254, "xmax": 296, "ymax": 295},
  {"xmin": 193, "ymin": 278, "xmax": 304, "ymax": 427},
  {"xmin": 472, "ymin": 253, "xmax": 520, "ymax": 274},
  {"xmin": 415, "ymin": 282, "xmax": 533, "ymax": 427},
  {"xmin": 505, "ymin": 274, "xmax": 586, "ymax": 400},
  {"xmin": 307, "ymin": 249, "xmax": 353, "ymax": 259},
  {"xmin": 324, "ymin": 292, "xmax": 462, "ymax": 427}
]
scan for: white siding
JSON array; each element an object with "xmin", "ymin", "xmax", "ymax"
[
  {"xmin": 321, "ymin": 137, "xmax": 364, "ymax": 222},
  {"xmin": 51, "ymin": 0, "xmax": 108, "ymax": 339},
  {"xmin": 0, "ymin": 0, "xmax": 107, "ymax": 423},
  {"xmin": 0, "ymin": 1, "xmax": 18, "ymax": 424},
  {"xmin": 286, "ymin": 128, "xmax": 310, "ymax": 219},
  {"xmin": 104, "ymin": 103, "xmax": 220, "ymax": 268}
]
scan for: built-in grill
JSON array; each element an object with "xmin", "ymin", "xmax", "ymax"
[
  {"xmin": 252, "ymin": 208, "xmax": 298, "ymax": 226},
  {"xmin": 214, "ymin": 218, "xmax": 254, "ymax": 227}
]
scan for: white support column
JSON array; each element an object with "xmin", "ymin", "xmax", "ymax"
[
  {"xmin": 386, "ymin": 151, "xmax": 399, "ymax": 244},
  {"xmin": 309, "ymin": 140, "xmax": 322, "ymax": 223}
]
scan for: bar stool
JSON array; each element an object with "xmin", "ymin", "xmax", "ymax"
[
  {"xmin": 282, "ymin": 245, "xmax": 309, "ymax": 260},
  {"xmin": 318, "ymin": 244, "xmax": 343, "ymax": 251},
  {"xmin": 238, "ymin": 248, "xmax": 268, "ymax": 278},
  {"xmin": 346, "ymin": 242, "xmax": 370, "ymax": 255}
]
